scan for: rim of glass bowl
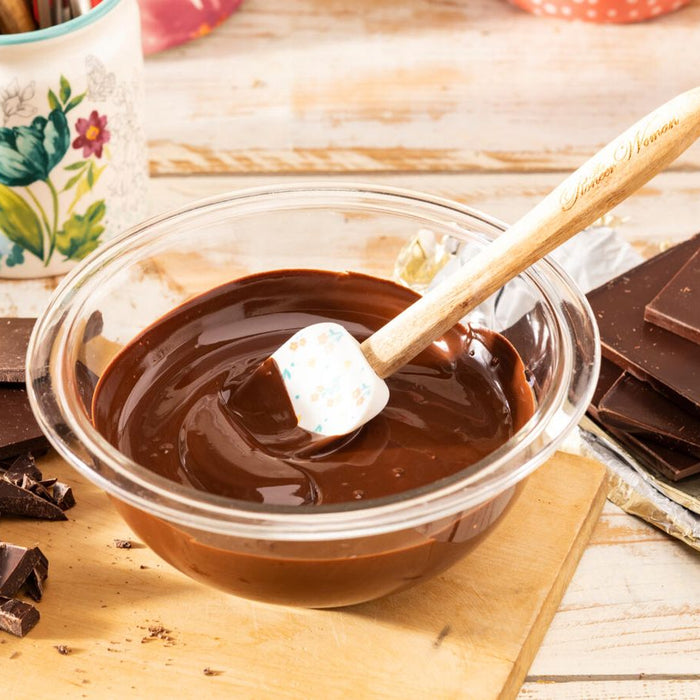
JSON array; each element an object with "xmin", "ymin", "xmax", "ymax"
[{"xmin": 27, "ymin": 182, "xmax": 600, "ymax": 541}]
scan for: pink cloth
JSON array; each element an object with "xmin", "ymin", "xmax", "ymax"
[{"xmin": 138, "ymin": 0, "xmax": 243, "ymax": 54}]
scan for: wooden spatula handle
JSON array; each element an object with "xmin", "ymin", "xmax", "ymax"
[{"xmin": 362, "ymin": 87, "xmax": 700, "ymax": 379}]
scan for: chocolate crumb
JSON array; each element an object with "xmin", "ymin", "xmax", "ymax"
[
  {"xmin": 54, "ymin": 644, "xmax": 71, "ymax": 655},
  {"xmin": 433, "ymin": 624, "xmax": 452, "ymax": 649},
  {"xmin": 141, "ymin": 624, "xmax": 175, "ymax": 645},
  {"xmin": 203, "ymin": 667, "xmax": 223, "ymax": 676}
]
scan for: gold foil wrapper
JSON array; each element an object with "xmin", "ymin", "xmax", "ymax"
[{"xmin": 393, "ymin": 229, "xmax": 454, "ymax": 291}]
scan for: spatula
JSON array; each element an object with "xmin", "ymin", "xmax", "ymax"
[{"xmin": 234, "ymin": 87, "xmax": 700, "ymax": 440}]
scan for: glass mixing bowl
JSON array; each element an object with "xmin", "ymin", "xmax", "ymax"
[{"xmin": 27, "ymin": 183, "xmax": 599, "ymax": 608}]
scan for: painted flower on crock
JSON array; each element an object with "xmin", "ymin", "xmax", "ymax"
[
  {"xmin": 72, "ymin": 110, "xmax": 110, "ymax": 158},
  {"xmin": 0, "ymin": 109, "xmax": 70, "ymax": 186},
  {"xmin": 1, "ymin": 79, "xmax": 37, "ymax": 125}
]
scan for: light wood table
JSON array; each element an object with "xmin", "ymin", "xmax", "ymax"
[{"xmin": 6, "ymin": 1, "xmax": 700, "ymax": 697}]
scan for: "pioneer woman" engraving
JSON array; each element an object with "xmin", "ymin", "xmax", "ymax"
[{"xmin": 559, "ymin": 114, "xmax": 680, "ymax": 211}]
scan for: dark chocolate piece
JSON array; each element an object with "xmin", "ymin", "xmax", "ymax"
[
  {"xmin": 24, "ymin": 548, "xmax": 48, "ymax": 602},
  {"xmin": 612, "ymin": 430, "xmax": 700, "ymax": 481},
  {"xmin": 82, "ymin": 310, "xmax": 104, "ymax": 344},
  {"xmin": 0, "ymin": 386, "xmax": 50, "ymax": 460},
  {"xmin": 0, "ymin": 544, "xmax": 47, "ymax": 600},
  {"xmin": 599, "ymin": 373, "xmax": 700, "ymax": 458},
  {"xmin": 0, "ymin": 318, "xmax": 34, "ymax": 383},
  {"xmin": 588, "ymin": 357, "xmax": 623, "ymax": 422},
  {"xmin": 589, "ymin": 366, "xmax": 700, "ymax": 481},
  {"xmin": 0, "ymin": 544, "xmax": 35, "ymax": 598},
  {"xmin": 1, "ymin": 453, "xmax": 42, "ymax": 484},
  {"xmin": 587, "ymin": 235, "xmax": 700, "ymax": 415},
  {"xmin": 644, "ymin": 249, "xmax": 700, "ymax": 346},
  {"xmin": 0, "ymin": 596, "xmax": 39, "ymax": 637},
  {"xmin": 20, "ymin": 474, "xmax": 55, "ymax": 502},
  {"xmin": 0, "ymin": 479, "xmax": 67, "ymax": 520},
  {"xmin": 52, "ymin": 481, "xmax": 75, "ymax": 511}
]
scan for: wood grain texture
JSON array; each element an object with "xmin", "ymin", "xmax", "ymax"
[
  {"xmin": 0, "ymin": 452, "xmax": 606, "ymax": 700},
  {"xmin": 144, "ymin": 172, "xmax": 700, "ymax": 248},
  {"xmin": 520, "ymin": 679, "xmax": 700, "ymax": 699},
  {"xmin": 143, "ymin": 0, "xmax": 700, "ymax": 175}
]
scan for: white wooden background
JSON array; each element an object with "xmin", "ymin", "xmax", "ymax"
[{"xmin": 6, "ymin": 0, "xmax": 700, "ymax": 697}]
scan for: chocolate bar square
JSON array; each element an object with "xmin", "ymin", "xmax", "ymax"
[{"xmin": 644, "ymin": 249, "xmax": 700, "ymax": 346}]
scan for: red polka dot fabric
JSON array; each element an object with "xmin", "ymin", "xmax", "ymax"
[{"xmin": 508, "ymin": 0, "xmax": 689, "ymax": 23}]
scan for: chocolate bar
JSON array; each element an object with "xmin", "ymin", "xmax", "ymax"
[
  {"xmin": 644, "ymin": 249, "xmax": 700, "ymax": 346},
  {"xmin": 0, "ymin": 597, "xmax": 39, "ymax": 637},
  {"xmin": 0, "ymin": 386, "xmax": 50, "ymax": 460},
  {"xmin": 0, "ymin": 318, "xmax": 35, "ymax": 383},
  {"xmin": 588, "ymin": 341, "xmax": 700, "ymax": 481},
  {"xmin": 587, "ymin": 235, "xmax": 700, "ymax": 415},
  {"xmin": 613, "ymin": 431, "xmax": 700, "ymax": 482},
  {"xmin": 598, "ymin": 373, "xmax": 700, "ymax": 457}
]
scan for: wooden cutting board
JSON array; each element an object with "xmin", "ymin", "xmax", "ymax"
[{"xmin": 1, "ymin": 450, "xmax": 606, "ymax": 699}]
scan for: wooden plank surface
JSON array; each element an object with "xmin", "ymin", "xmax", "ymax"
[
  {"xmin": 144, "ymin": 0, "xmax": 700, "ymax": 175},
  {"xmin": 1, "ymin": 452, "xmax": 606, "ymax": 699}
]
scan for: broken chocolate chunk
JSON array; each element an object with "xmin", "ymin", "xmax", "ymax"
[
  {"xmin": 0, "ymin": 544, "xmax": 36, "ymax": 598},
  {"xmin": 0, "ymin": 386, "xmax": 50, "ymax": 461},
  {"xmin": 0, "ymin": 545, "xmax": 48, "ymax": 600},
  {"xmin": 0, "ymin": 318, "xmax": 35, "ymax": 383},
  {"xmin": 587, "ymin": 235, "xmax": 700, "ymax": 415},
  {"xmin": 52, "ymin": 481, "xmax": 75, "ymax": 511},
  {"xmin": 24, "ymin": 548, "xmax": 48, "ymax": 602},
  {"xmin": 599, "ymin": 373, "xmax": 700, "ymax": 458},
  {"xmin": 0, "ymin": 596, "xmax": 40, "ymax": 637},
  {"xmin": 0, "ymin": 479, "xmax": 67, "ymax": 520},
  {"xmin": 1, "ymin": 453, "xmax": 43, "ymax": 484},
  {"xmin": 645, "ymin": 249, "xmax": 700, "ymax": 345}
]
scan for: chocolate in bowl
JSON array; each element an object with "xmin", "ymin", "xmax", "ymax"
[{"xmin": 26, "ymin": 184, "xmax": 599, "ymax": 607}]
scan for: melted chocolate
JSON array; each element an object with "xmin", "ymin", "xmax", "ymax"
[{"xmin": 93, "ymin": 270, "xmax": 535, "ymax": 508}]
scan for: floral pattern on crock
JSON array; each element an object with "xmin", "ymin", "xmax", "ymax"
[
  {"xmin": 1, "ymin": 79, "xmax": 37, "ymax": 126},
  {"xmin": 0, "ymin": 76, "xmax": 110, "ymax": 268}
]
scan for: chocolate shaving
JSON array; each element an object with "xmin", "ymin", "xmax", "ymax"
[{"xmin": 0, "ymin": 596, "xmax": 39, "ymax": 637}]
